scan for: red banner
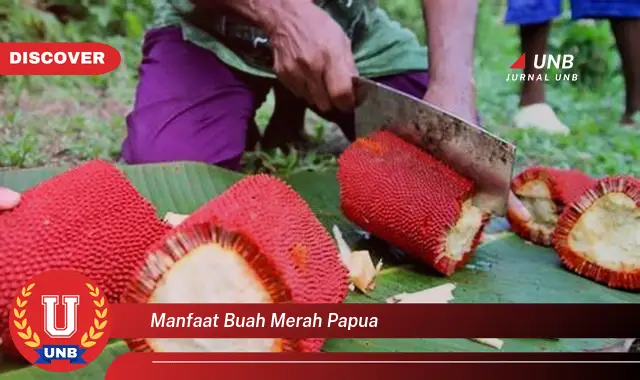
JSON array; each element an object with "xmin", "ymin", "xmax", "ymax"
[
  {"xmin": 0, "ymin": 42, "xmax": 121, "ymax": 75},
  {"xmin": 109, "ymin": 303, "xmax": 640, "ymax": 339}
]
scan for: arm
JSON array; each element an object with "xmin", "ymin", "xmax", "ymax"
[{"xmin": 421, "ymin": 0, "xmax": 478, "ymax": 122}]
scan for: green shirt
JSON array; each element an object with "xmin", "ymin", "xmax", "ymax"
[{"xmin": 152, "ymin": 0, "xmax": 428, "ymax": 78}]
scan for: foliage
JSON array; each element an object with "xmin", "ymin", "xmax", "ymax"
[
  {"xmin": 549, "ymin": 17, "xmax": 619, "ymax": 87},
  {"xmin": 0, "ymin": 0, "xmax": 151, "ymax": 42}
]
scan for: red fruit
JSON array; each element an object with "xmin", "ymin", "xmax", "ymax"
[
  {"xmin": 0, "ymin": 160, "xmax": 169, "ymax": 358},
  {"xmin": 337, "ymin": 130, "xmax": 490, "ymax": 277},
  {"xmin": 122, "ymin": 174, "xmax": 349, "ymax": 353},
  {"xmin": 507, "ymin": 166, "xmax": 596, "ymax": 245},
  {"xmin": 553, "ymin": 176, "xmax": 640, "ymax": 290}
]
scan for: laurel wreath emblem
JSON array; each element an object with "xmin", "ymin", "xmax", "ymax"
[
  {"xmin": 12, "ymin": 282, "xmax": 109, "ymax": 350},
  {"xmin": 13, "ymin": 283, "xmax": 40, "ymax": 348},
  {"xmin": 81, "ymin": 283, "xmax": 108, "ymax": 348}
]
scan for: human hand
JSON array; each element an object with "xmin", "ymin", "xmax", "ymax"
[
  {"xmin": 508, "ymin": 192, "xmax": 531, "ymax": 222},
  {"xmin": 0, "ymin": 187, "xmax": 20, "ymax": 210},
  {"xmin": 268, "ymin": 2, "xmax": 357, "ymax": 113},
  {"xmin": 423, "ymin": 82, "xmax": 531, "ymax": 222}
]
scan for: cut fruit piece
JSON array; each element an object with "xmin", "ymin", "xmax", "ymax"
[
  {"xmin": 386, "ymin": 285, "xmax": 502, "ymax": 350},
  {"xmin": 332, "ymin": 225, "xmax": 353, "ymax": 266},
  {"xmin": 127, "ymin": 223, "xmax": 289, "ymax": 353},
  {"xmin": 553, "ymin": 176, "xmax": 640, "ymax": 290},
  {"xmin": 337, "ymin": 130, "xmax": 490, "ymax": 276},
  {"xmin": 0, "ymin": 160, "xmax": 169, "ymax": 359},
  {"xmin": 584, "ymin": 338, "xmax": 637, "ymax": 353},
  {"xmin": 332, "ymin": 225, "xmax": 382, "ymax": 293},
  {"xmin": 507, "ymin": 166, "xmax": 595, "ymax": 246},
  {"xmin": 163, "ymin": 211, "xmax": 189, "ymax": 227},
  {"xmin": 122, "ymin": 174, "xmax": 350, "ymax": 353},
  {"xmin": 386, "ymin": 283, "xmax": 456, "ymax": 304},
  {"xmin": 470, "ymin": 338, "xmax": 504, "ymax": 350},
  {"xmin": 349, "ymin": 251, "xmax": 382, "ymax": 293}
]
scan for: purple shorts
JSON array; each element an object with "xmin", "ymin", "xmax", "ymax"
[{"xmin": 121, "ymin": 27, "xmax": 429, "ymax": 170}]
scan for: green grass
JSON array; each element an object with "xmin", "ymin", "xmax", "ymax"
[{"xmin": 1, "ymin": 0, "xmax": 638, "ymax": 177}]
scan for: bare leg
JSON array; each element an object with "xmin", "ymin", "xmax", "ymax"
[
  {"xmin": 519, "ymin": 22, "xmax": 553, "ymax": 107},
  {"xmin": 610, "ymin": 18, "xmax": 640, "ymax": 125},
  {"xmin": 260, "ymin": 84, "xmax": 309, "ymax": 153}
]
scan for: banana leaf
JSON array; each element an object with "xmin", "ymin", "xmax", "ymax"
[{"xmin": 1, "ymin": 162, "xmax": 638, "ymax": 379}]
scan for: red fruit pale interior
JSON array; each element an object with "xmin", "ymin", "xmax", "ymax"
[
  {"xmin": 508, "ymin": 166, "xmax": 595, "ymax": 246},
  {"xmin": 553, "ymin": 176, "xmax": 640, "ymax": 290},
  {"xmin": 337, "ymin": 130, "xmax": 489, "ymax": 276},
  {"xmin": 122, "ymin": 174, "xmax": 350, "ymax": 353}
]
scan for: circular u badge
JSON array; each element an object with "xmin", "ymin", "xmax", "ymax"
[{"xmin": 9, "ymin": 270, "xmax": 112, "ymax": 372}]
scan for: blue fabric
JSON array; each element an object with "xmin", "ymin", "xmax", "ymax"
[
  {"xmin": 505, "ymin": 0, "xmax": 562, "ymax": 24},
  {"xmin": 571, "ymin": 0, "xmax": 640, "ymax": 19},
  {"xmin": 505, "ymin": 0, "xmax": 640, "ymax": 24}
]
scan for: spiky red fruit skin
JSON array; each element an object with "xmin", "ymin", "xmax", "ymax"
[
  {"xmin": 553, "ymin": 176, "xmax": 640, "ymax": 290},
  {"xmin": 122, "ymin": 174, "xmax": 350, "ymax": 353},
  {"xmin": 0, "ymin": 160, "xmax": 169, "ymax": 358},
  {"xmin": 507, "ymin": 166, "xmax": 596, "ymax": 245},
  {"xmin": 336, "ymin": 130, "xmax": 489, "ymax": 276}
]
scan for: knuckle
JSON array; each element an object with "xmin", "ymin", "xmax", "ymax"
[
  {"xmin": 280, "ymin": 60, "xmax": 297, "ymax": 75},
  {"xmin": 309, "ymin": 59, "xmax": 324, "ymax": 74},
  {"xmin": 273, "ymin": 61, "xmax": 288, "ymax": 75},
  {"xmin": 294, "ymin": 55, "xmax": 314, "ymax": 71}
]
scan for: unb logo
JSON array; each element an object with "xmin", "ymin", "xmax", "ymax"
[{"xmin": 9, "ymin": 270, "xmax": 112, "ymax": 372}]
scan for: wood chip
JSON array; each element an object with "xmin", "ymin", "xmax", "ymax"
[
  {"xmin": 332, "ymin": 225, "xmax": 381, "ymax": 293},
  {"xmin": 349, "ymin": 250, "xmax": 382, "ymax": 292},
  {"xmin": 470, "ymin": 338, "xmax": 504, "ymax": 350},
  {"xmin": 481, "ymin": 232, "xmax": 510, "ymax": 243},
  {"xmin": 386, "ymin": 283, "xmax": 456, "ymax": 304},
  {"xmin": 387, "ymin": 286, "xmax": 502, "ymax": 349},
  {"xmin": 163, "ymin": 212, "xmax": 189, "ymax": 227},
  {"xmin": 332, "ymin": 225, "xmax": 352, "ymax": 266},
  {"xmin": 584, "ymin": 339, "xmax": 636, "ymax": 352}
]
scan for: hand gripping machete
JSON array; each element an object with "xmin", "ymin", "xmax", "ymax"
[{"xmin": 353, "ymin": 77, "xmax": 516, "ymax": 217}]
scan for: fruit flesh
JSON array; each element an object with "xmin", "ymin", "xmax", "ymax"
[
  {"xmin": 147, "ymin": 243, "xmax": 280, "ymax": 353},
  {"xmin": 446, "ymin": 199, "xmax": 486, "ymax": 261},
  {"xmin": 568, "ymin": 192, "xmax": 640, "ymax": 272},
  {"xmin": 514, "ymin": 180, "xmax": 559, "ymax": 240}
]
